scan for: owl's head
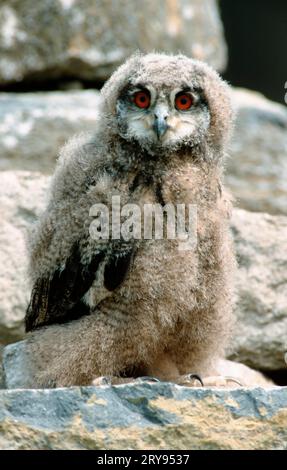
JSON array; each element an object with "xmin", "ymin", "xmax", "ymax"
[{"xmin": 101, "ymin": 53, "xmax": 234, "ymax": 156}]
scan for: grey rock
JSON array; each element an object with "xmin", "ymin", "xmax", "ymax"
[
  {"xmin": 227, "ymin": 88, "xmax": 287, "ymax": 216},
  {"xmin": 3, "ymin": 340, "xmax": 33, "ymax": 389},
  {"xmin": 229, "ymin": 209, "xmax": 287, "ymax": 370},
  {"xmin": 0, "ymin": 345, "xmax": 4, "ymax": 389},
  {"xmin": 0, "ymin": 383, "xmax": 286, "ymax": 449},
  {"xmin": 0, "ymin": 90, "xmax": 101, "ymax": 173},
  {"xmin": 0, "ymin": 0, "xmax": 226, "ymax": 86},
  {"xmin": 0, "ymin": 171, "xmax": 49, "ymax": 343}
]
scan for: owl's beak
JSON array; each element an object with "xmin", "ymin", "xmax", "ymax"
[{"xmin": 153, "ymin": 109, "xmax": 169, "ymax": 139}]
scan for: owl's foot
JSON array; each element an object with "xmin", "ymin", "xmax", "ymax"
[
  {"xmin": 92, "ymin": 375, "xmax": 161, "ymax": 386},
  {"xmin": 92, "ymin": 376, "xmax": 135, "ymax": 386},
  {"xmin": 175, "ymin": 374, "xmax": 204, "ymax": 387},
  {"xmin": 136, "ymin": 376, "xmax": 161, "ymax": 383},
  {"xmin": 175, "ymin": 374, "xmax": 242, "ymax": 388}
]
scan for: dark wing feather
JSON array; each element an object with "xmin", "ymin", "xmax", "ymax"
[
  {"xmin": 104, "ymin": 248, "xmax": 135, "ymax": 291},
  {"xmin": 25, "ymin": 244, "xmax": 105, "ymax": 332},
  {"xmin": 25, "ymin": 244, "xmax": 136, "ymax": 332}
]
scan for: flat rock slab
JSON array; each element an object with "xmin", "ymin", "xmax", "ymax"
[
  {"xmin": 230, "ymin": 209, "xmax": 287, "ymax": 370},
  {"xmin": 0, "ymin": 383, "xmax": 286, "ymax": 450}
]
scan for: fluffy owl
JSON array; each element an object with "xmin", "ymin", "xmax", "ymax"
[{"xmin": 23, "ymin": 52, "xmax": 236, "ymax": 388}]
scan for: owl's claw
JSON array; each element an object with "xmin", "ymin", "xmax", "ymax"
[
  {"xmin": 198, "ymin": 376, "xmax": 243, "ymax": 387},
  {"xmin": 175, "ymin": 374, "xmax": 243, "ymax": 388},
  {"xmin": 136, "ymin": 376, "xmax": 161, "ymax": 383},
  {"xmin": 188, "ymin": 374, "xmax": 204, "ymax": 386},
  {"xmin": 176, "ymin": 373, "xmax": 204, "ymax": 387},
  {"xmin": 202, "ymin": 376, "xmax": 243, "ymax": 387}
]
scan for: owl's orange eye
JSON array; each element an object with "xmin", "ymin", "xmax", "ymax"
[
  {"xmin": 175, "ymin": 93, "xmax": 193, "ymax": 111},
  {"xmin": 134, "ymin": 91, "xmax": 150, "ymax": 109}
]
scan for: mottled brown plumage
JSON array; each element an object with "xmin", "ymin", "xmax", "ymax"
[{"xmin": 24, "ymin": 53, "xmax": 236, "ymax": 387}]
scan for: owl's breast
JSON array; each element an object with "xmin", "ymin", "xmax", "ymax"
[{"xmin": 160, "ymin": 163, "xmax": 219, "ymax": 207}]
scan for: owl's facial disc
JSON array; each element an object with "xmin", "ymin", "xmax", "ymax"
[{"xmin": 116, "ymin": 83, "xmax": 210, "ymax": 151}]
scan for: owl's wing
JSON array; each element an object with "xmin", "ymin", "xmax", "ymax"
[
  {"xmin": 25, "ymin": 242, "xmax": 135, "ymax": 332},
  {"xmin": 25, "ymin": 243, "xmax": 102, "ymax": 332},
  {"xmin": 25, "ymin": 134, "xmax": 136, "ymax": 332}
]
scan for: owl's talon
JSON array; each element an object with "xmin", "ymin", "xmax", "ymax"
[
  {"xmin": 137, "ymin": 376, "xmax": 161, "ymax": 383},
  {"xmin": 175, "ymin": 373, "xmax": 204, "ymax": 387},
  {"xmin": 220, "ymin": 376, "xmax": 243, "ymax": 387},
  {"xmin": 175, "ymin": 373, "xmax": 243, "ymax": 388},
  {"xmin": 187, "ymin": 374, "xmax": 204, "ymax": 386},
  {"xmin": 198, "ymin": 375, "xmax": 243, "ymax": 388}
]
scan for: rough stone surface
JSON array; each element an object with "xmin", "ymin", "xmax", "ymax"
[
  {"xmin": 0, "ymin": 0, "xmax": 226, "ymax": 86},
  {"xmin": 227, "ymin": 88, "xmax": 287, "ymax": 216},
  {"xmin": 229, "ymin": 209, "xmax": 287, "ymax": 370},
  {"xmin": 0, "ymin": 171, "xmax": 48, "ymax": 343},
  {"xmin": 0, "ymin": 171, "xmax": 286, "ymax": 371},
  {"xmin": 0, "ymin": 90, "xmax": 101, "ymax": 173},
  {"xmin": 2, "ymin": 340, "xmax": 273, "ymax": 390},
  {"xmin": 0, "ymin": 346, "xmax": 4, "ymax": 389},
  {"xmin": 0, "ymin": 383, "xmax": 286, "ymax": 450}
]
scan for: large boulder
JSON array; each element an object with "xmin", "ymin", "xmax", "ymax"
[
  {"xmin": 0, "ymin": 0, "xmax": 226, "ymax": 86},
  {"xmin": 0, "ymin": 171, "xmax": 286, "ymax": 372},
  {"xmin": 0, "ymin": 90, "xmax": 101, "ymax": 173},
  {"xmin": 0, "ymin": 171, "xmax": 48, "ymax": 342},
  {"xmin": 0, "ymin": 346, "xmax": 4, "ymax": 389},
  {"xmin": 227, "ymin": 88, "xmax": 287, "ymax": 216},
  {"xmin": 0, "ymin": 383, "xmax": 286, "ymax": 449},
  {"xmin": 230, "ymin": 209, "xmax": 287, "ymax": 370}
]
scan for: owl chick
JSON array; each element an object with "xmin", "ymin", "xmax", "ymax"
[{"xmin": 24, "ymin": 53, "xmax": 236, "ymax": 388}]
